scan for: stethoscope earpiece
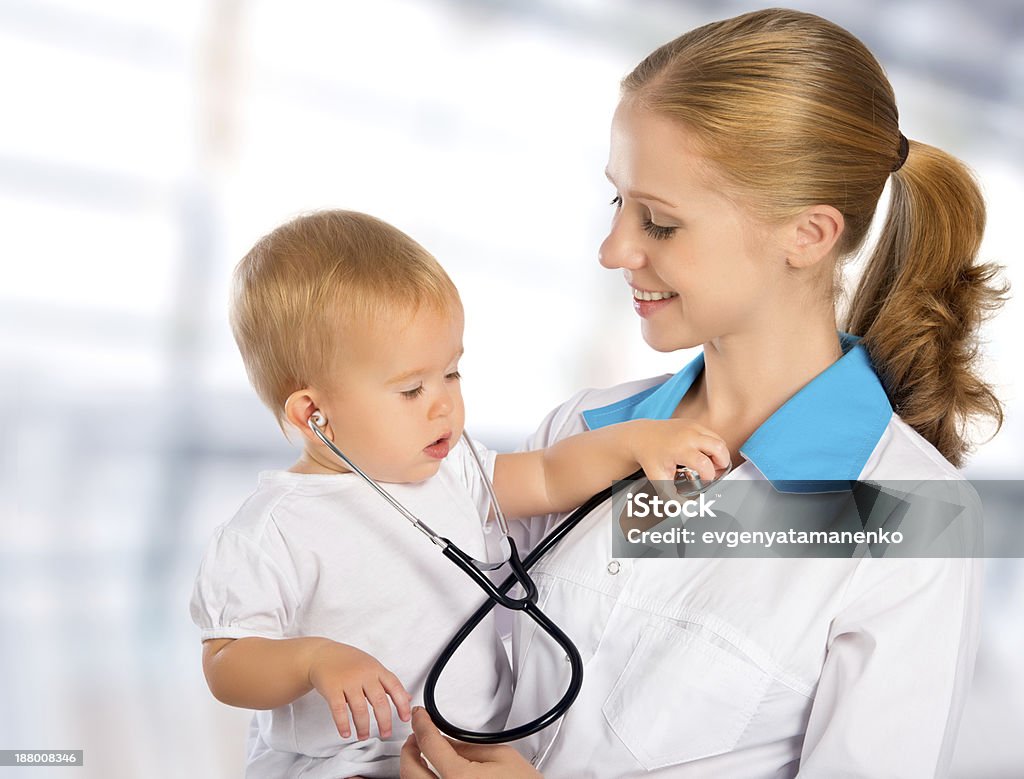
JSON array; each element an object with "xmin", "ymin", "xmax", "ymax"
[{"xmin": 310, "ymin": 410, "xmax": 327, "ymax": 427}]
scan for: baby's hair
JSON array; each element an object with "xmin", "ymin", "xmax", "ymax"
[
  {"xmin": 623, "ymin": 8, "xmax": 1007, "ymax": 465},
  {"xmin": 229, "ymin": 209, "xmax": 462, "ymax": 431}
]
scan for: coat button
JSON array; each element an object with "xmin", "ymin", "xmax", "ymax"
[{"xmin": 607, "ymin": 560, "xmax": 621, "ymax": 575}]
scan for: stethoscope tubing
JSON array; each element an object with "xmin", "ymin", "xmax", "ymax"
[
  {"xmin": 307, "ymin": 416, "xmax": 449, "ymax": 548},
  {"xmin": 422, "ymin": 473, "xmax": 632, "ymax": 744},
  {"xmin": 306, "ymin": 411, "xmax": 721, "ymax": 743}
]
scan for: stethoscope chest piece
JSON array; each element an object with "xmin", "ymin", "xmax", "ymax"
[{"xmin": 674, "ymin": 462, "xmax": 734, "ymax": 498}]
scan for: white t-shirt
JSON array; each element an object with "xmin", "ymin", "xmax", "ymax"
[{"xmin": 190, "ymin": 438, "xmax": 512, "ymax": 779}]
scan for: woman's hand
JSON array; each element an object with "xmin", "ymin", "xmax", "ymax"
[
  {"xmin": 626, "ymin": 418, "xmax": 731, "ymax": 483},
  {"xmin": 307, "ymin": 640, "xmax": 412, "ymax": 740},
  {"xmin": 400, "ymin": 707, "xmax": 543, "ymax": 778}
]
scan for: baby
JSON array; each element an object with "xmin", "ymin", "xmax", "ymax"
[{"xmin": 190, "ymin": 210, "xmax": 728, "ymax": 778}]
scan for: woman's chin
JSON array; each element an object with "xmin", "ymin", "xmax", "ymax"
[{"xmin": 640, "ymin": 323, "xmax": 702, "ymax": 354}]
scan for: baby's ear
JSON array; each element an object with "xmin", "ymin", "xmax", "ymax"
[{"xmin": 283, "ymin": 388, "xmax": 323, "ymax": 440}]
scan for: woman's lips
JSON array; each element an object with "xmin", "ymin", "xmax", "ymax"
[
  {"xmin": 632, "ymin": 289, "xmax": 679, "ymax": 318},
  {"xmin": 424, "ymin": 433, "xmax": 451, "ymax": 459},
  {"xmin": 633, "ymin": 297, "xmax": 677, "ymax": 318}
]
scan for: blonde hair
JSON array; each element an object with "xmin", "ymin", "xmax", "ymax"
[
  {"xmin": 230, "ymin": 210, "xmax": 462, "ymax": 429},
  {"xmin": 623, "ymin": 8, "xmax": 1007, "ymax": 466}
]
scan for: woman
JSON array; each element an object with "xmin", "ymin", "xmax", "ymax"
[{"xmin": 402, "ymin": 8, "xmax": 1005, "ymax": 778}]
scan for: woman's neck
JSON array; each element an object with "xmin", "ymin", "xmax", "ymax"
[{"xmin": 675, "ymin": 319, "xmax": 843, "ymax": 463}]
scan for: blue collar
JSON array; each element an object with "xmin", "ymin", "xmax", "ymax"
[{"xmin": 581, "ymin": 334, "xmax": 893, "ymax": 492}]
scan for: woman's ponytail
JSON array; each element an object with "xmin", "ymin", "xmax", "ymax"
[{"xmin": 845, "ymin": 141, "xmax": 1008, "ymax": 466}]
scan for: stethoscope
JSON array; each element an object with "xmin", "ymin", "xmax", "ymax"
[{"xmin": 307, "ymin": 411, "xmax": 731, "ymax": 744}]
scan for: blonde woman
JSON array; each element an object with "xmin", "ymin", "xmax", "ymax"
[{"xmin": 401, "ymin": 8, "xmax": 1005, "ymax": 779}]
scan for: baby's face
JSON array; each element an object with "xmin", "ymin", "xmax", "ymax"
[{"xmin": 318, "ymin": 305, "xmax": 465, "ymax": 483}]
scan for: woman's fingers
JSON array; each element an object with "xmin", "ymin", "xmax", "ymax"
[
  {"xmin": 452, "ymin": 742, "xmax": 525, "ymax": 763},
  {"xmin": 406, "ymin": 707, "xmax": 467, "ymax": 777},
  {"xmin": 400, "ymin": 734, "xmax": 437, "ymax": 779},
  {"xmin": 400, "ymin": 708, "xmax": 544, "ymax": 778}
]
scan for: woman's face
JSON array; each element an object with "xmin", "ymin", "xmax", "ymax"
[{"xmin": 600, "ymin": 100, "xmax": 787, "ymax": 353}]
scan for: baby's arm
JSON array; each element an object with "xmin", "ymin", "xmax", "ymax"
[
  {"xmin": 203, "ymin": 636, "xmax": 412, "ymax": 741},
  {"xmin": 492, "ymin": 418, "xmax": 729, "ymax": 519}
]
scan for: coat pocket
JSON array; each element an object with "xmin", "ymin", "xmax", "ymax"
[{"xmin": 601, "ymin": 619, "xmax": 771, "ymax": 769}]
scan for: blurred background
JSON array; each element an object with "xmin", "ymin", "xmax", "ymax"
[{"xmin": 1, "ymin": 0, "xmax": 1021, "ymax": 776}]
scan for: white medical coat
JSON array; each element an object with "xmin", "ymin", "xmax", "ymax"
[{"xmin": 506, "ymin": 337, "xmax": 982, "ymax": 778}]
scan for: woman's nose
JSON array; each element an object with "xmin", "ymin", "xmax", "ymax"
[{"xmin": 599, "ymin": 221, "xmax": 646, "ymax": 270}]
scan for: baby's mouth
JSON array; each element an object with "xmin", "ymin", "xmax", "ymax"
[{"xmin": 424, "ymin": 433, "xmax": 452, "ymax": 460}]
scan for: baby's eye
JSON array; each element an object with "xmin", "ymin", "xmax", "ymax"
[
  {"xmin": 446, "ymin": 370, "xmax": 462, "ymax": 381},
  {"xmin": 401, "ymin": 385, "xmax": 425, "ymax": 399},
  {"xmin": 610, "ymin": 195, "xmax": 622, "ymax": 209}
]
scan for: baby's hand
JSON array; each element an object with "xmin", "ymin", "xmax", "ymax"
[
  {"xmin": 307, "ymin": 641, "xmax": 412, "ymax": 741},
  {"xmin": 627, "ymin": 419, "xmax": 731, "ymax": 484}
]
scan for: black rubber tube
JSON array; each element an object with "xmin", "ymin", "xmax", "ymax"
[{"xmin": 423, "ymin": 471, "xmax": 640, "ymax": 744}]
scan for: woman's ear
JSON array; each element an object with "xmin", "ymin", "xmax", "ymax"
[
  {"xmin": 785, "ymin": 205, "xmax": 845, "ymax": 269},
  {"xmin": 284, "ymin": 389, "xmax": 330, "ymax": 442}
]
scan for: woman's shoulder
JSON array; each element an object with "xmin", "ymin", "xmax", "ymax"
[
  {"xmin": 568, "ymin": 375, "xmax": 673, "ymax": 414},
  {"xmin": 525, "ymin": 375, "xmax": 672, "ymax": 449},
  {"xmin": 861, "ymin": 414, "xmax": 965, "ymax": 481}
]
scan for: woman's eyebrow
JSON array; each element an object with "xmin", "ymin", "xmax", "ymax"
[{"xmin": 604, "ymin": 169, "xmax": 677, "ymax": 208}]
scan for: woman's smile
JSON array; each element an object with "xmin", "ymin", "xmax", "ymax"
[{"xmin": 631, "ymin": 285, "xmax": 679, "ymax": 318}]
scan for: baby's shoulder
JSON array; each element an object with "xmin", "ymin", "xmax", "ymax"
[{"xmin": 219, "ymin": 472, "xmax": 339, "ymax": 543}]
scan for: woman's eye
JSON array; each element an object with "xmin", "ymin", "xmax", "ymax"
[
  {"xmin": 401, "ymin": 386, "xmax": 425, "ymax": 399},
  {"xmin": 446, "ymin": 370, "xmax": 462, "ymax": 381},
  {"xmin": 610, "ymin": 195, "xmax": 622, "ymax": 208},
  {"xmin": 642, "ymin": 218, "xmax": 677, "ymax": 240}
]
